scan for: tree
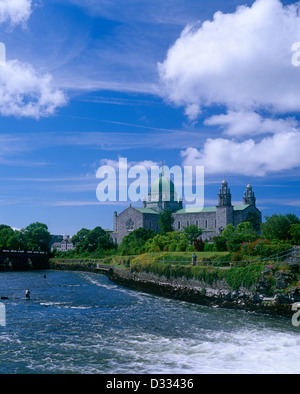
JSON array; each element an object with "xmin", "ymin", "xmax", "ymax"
[
  {"xmin": 183, "ymin": 224, "xmax": 203, "ymax": 245},
  {"xmin": 23, "ymin": 222, "xmax": 51, "ymax": 252},
  {"xmin": 245, "ymin": 212, "xmax": 261, "ymax": 233},
  {"xmin": 159, "ymin": 210, "xmax": 174, "ymax": 234},
  {"xmin": 221, "ymin": 224, "xmax": 236, "ymax": 241},
  {"xmin": 221, "ymin": 222, "xmax": 257, "ymax": 252},
  {"xmin": 71, "ymin": 228, "xmax": 90, "ymax": 250},
  {"xmin": 85, "ymin": 227, "xmax": 115, "ymax": 252},
  {"xmin": 261, "ymin": 214, "xmax": 300, "ymax": 242},
  {"xmin": 0, "ymin": 225, "xmax": 14, "ymax": 249},
  {"xmin": 236, "ymin": 222, "xmax": 257, "ymax": 239},
  {"xmin": 144, "ymin": 231, "xmax": 188, "ymax": 252},
  {"xmin": 213, "ymin": 235, "xmax": 228, "ymax": 252},
  {"xmin": 290, "ymin": 224, "xmax": 300, "ymax": 245},
  {"xmin": 119, "ymin": 228, "xmax": 155, "ymax": 255},
  {"xmin": 72, "ymin": 227, "xmax": 115, "ymax": 253},
  {"xmin": 285, "ymin": 214, "xmax": 300, "ymax": 225},
  {"xmin": 7, "ymin": 231, "xmax": 26, "ymax": 251}
]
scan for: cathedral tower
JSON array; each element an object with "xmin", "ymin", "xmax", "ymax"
[
  {"xmin": 216, "ymin": 178, "xmax": 234, "ymax": 233},
  {"xmin": 243, "ymin": 183, "xmax": 256, "ymax": 205}
]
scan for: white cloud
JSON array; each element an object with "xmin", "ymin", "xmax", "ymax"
[
  {"xmin": 204, "ymin": 111, "xmax": 298, "ymax": 138},
  {"xmin": 184, "ymin": 103, "xmax": 201, "ymax": 122},
  {"xmin": 0, "ymin": 59, "xmax": 67, "ymax": 118},
  {"xmin": 159, "ymin": 0, "xmax": 300, "ymax": 176},
  {"xmin": 0, "ymin": 2, "xmax": 66, "ymax": 118},
  {"xmin": 159, "ymin": 0, "xmax": 300, "ymax": 117},
  {"xmin": 181, "ymin": 130, "xmax": 300, "ymax": 177},
  {"xmin": 0, "ymin": 0, "xmax": 32, "ymax": 26}
]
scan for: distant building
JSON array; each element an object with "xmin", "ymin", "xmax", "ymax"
[
  {"xmin": 51, "ymin": 235, "xmax": 74, "ymax": 252},
  {"xmin": 110, "ymin": 173, "xmax": 262, "ymax": 245}
]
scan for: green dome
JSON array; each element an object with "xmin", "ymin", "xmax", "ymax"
[{"xmin": 150, "ymin": 175, "xmax": 175, "ymax": 195}]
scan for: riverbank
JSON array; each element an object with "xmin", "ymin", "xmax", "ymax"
[{"xmin": 49, "ymin": 259, "xmax": 300, "ymax": 318}]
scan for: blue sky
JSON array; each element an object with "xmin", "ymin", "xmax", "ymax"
[{"xmin": 0, "ymin": 0, "xmax": 299, "ymax": 236}]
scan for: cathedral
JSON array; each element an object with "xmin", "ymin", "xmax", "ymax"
[{"xmin": 110, "ymin": 173, "xmax": 262, "ymax": 244}]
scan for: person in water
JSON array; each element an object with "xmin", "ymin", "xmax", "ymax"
[{"xmin": 25, "ymin": 289, "xmax": 31, "ymax": 300}]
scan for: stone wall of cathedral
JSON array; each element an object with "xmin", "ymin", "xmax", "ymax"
[
  {"xmin": 172, "ymin": 211, "xmax": 218, "ymax": 241},
  {"xmin": 112, "ymin": 207, "xmax": 144, "ymax": 244}
]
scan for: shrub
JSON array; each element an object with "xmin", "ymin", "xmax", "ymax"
[
  {"xmin": 231, "ymin": 251, "xmax": 244, "ymax": 262},
  {"xmin": 145, "ymin": 232, "xmax": 189, "ymax": 252},
  {"xmin": 290, "ymin": 223, "xmax": 300, "ymax": 245},
  {"xmin": 223, "ymin": 265, "xmax": 264, "ymax": 291},
  {"xmin": 204, "ymin": 243, "xmax": 214, "ymax": 252},
  {"xmin": 119, "ymin": 228, "xmax": 156, "ymax": 255},
  {"xmin": 257, "ymin": 243, "xmax": 292, "ymax": 259},
  {"xmin": 212, "ymin": 235, "xmax": 227, "ymax": 252},
  {"xmin": 194, "ymin": 239, "xmax": 205, "ymax": 252},
  {"xmin": 261, "ymin": 214, "xmax": 299, "ymax": 242},
  {"xmin": 212, "ymin": 253, "xmax": 232, "ymax": 263},
  {"xmin": 222, "ymin": 222, "xmax": 258, "ymax": 253},
  {"xmin": 245, "ymin": 238, "xmax": 271, "ymax": 256}
]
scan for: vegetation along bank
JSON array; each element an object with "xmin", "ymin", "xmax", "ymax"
[{"xmin": 50, "ymin": 247, "xmax": 300, "ymax": 319}]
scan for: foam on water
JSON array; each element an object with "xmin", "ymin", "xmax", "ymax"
[{"xmin": 0, "ymin": 270, "xmax": 299, "ymax": 374}]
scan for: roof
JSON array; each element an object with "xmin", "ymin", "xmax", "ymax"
[
  {"xmin": 173, "ymin": 204, "xmax": 250, "ymax": 215},
  {"xmin": 173, "ymin": 207, "xmax": 216, "ymax": 214},
  {"xmin": 134, "ymin": 204, "xmax": 251, "ymax": 215},
  {"xmin": 234, "ymin": 204, "xmax": 250, "ymax": 211},
  {"xmin": 134, "ymin": 208, "xmax": 160, "ymax": 214}
]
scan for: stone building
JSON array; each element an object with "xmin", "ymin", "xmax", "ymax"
[
  {"xmin": 51, "ymin": 235, "xmax": 75, "ymax": 252},
  {"xmin": 110, "ymin": 174, "xmax": 261, "ymax": 244}
]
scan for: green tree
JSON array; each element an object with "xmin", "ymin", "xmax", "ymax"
[
  {"xmin": 290, "ymin": 224, "xmax": 300, "ymax": 245},
  {"xmin": 183, "ymin": 224, "xmax": 203, "ymax": 245},
  {"xmin": 159, "ymin": 210, "xmax": 174, "ymax": 234},
  {"xmin": 71, "ymin": 228, "xmax": 91, "ymax": 250},
  {"xmin": 7, "ymin": 230, "xmax": 26, "ymax": 251},
  {"xmin": 261, "ymin": 214, "xmax": 299, "ymax": 242},
  {"xmin": 236, "ymin": 222, "xmax": 257, "ymax": 239},
  {"xmin": 212, "ymin": 235, "xmax": 228, "ymax": 252},
  {"xmin": 245, "ymin": 212, "xmax": 261, "ymax": 233},
  {"xmin": 0, "ymin": 225, "xmax": 14, "ymax": 249},
  {"xmin": 71, "ymin": 226, "xmax": 116, "ymax": 254},
  {"xmin": 144, "ymin": 231, "xmax": 188, "ymax": 252},
  {"xmin": 222, "ymin": 224, "xmax": 236, "ymax": 241},
  {"xmin": 221, "ymin": 222, "xmax": 257, "ymax": 252},
  {"xmin": 119, "ymin": 228, "xmax": 155, "ymax": 255},
  {"xmin": 285, "ymin": 214, "xmax": 300, "ymax": 225},
  {"xmin": 23, "ymin": 222, "xmax": 51, "ymax": 252},
  {"xmin": 72, "ymin": 227, "xmax": 115, "ymax": 253},
  {"xmin": 85, "ymin": 227, "xmax": 115, "ymax": 252}
]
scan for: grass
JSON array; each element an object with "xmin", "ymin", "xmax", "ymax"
[
  {"xmin": 51, "ymin": 251, "xmax": 232, "ymax": 269},
  {"xmin": 130, "ymin": 251, "xmax": 230, "ymax": 264}
]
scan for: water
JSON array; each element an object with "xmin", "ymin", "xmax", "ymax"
[{"xmin": 0, "ymin": 270, "xmax": 299, "ymax": 374}]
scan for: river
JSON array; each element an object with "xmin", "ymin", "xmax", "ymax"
[{"xmin": 0, "ymin": 270, "xmax": 299, "ymax": 374}]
